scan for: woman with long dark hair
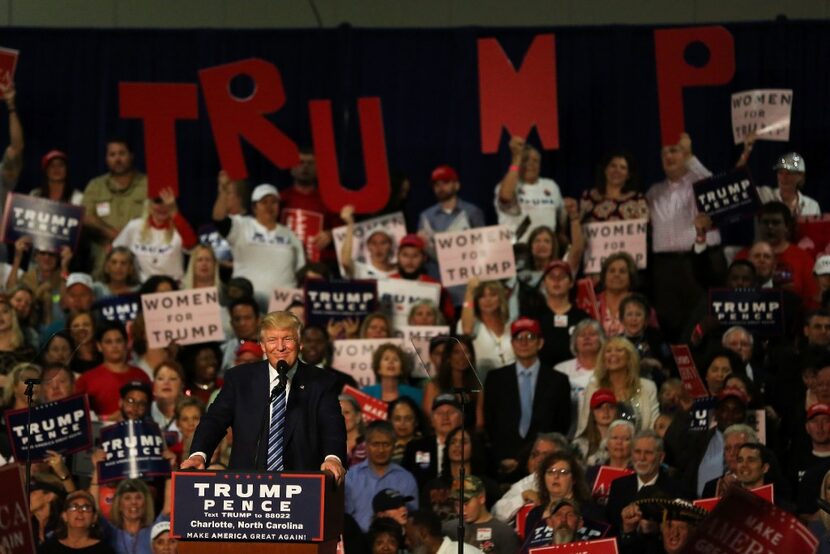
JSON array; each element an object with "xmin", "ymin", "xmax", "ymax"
[{"xmin": 422, "ymin": 335, "xmax": 483, "ymax": 430}]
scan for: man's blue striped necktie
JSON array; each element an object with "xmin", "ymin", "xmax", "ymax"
[{"xmin": 266, "ymin": 372, "xmax": 288, "ymax": 471}]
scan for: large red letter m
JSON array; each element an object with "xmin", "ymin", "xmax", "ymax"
[{"xmin": 477, "ymin": 34, "xmax": 559, "ymax": 154}]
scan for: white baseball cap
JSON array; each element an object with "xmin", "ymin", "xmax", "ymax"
[
  {"xmin": 151, "ymin": 521, "xmax": 171, "ymax": 540},
  {"xmin": 815, "ymin": 255, "xmax": 830, "ymax": 276},
  {"xmin": 251, "ymin": 184, "xmax": 280, "ymax": 203},
  {"xmin": 65, "ymin": 273, "xmax": 93, "ymax": 290}
]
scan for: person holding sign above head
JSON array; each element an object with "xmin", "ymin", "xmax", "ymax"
[
  {"xmin": 81, "ymin": 138, "xmax": 148, "ymax": 275},
  {"xmin": 757, "ymin": 152, "xmax": 820, "ymax": 217},
  {"xmin": 339, "ymin": 204, "xmax": 396, "ymax": 280},
  {"xmin": 495, "ymin": 135, "xmax": 564, "ymax": 243},
  {"xmin": 113, "ymin": 186, "xmax": 197, "ymax": 283},
  {"xmin": 0, "ymin": 83, "xmax": 23, "ymax": 262},
  {"xmin": 182, "ymin": 311, "xmax": 347, "ymax": 481},
  {"xmin": 212, "ymin": 182, "xmax": 306, "ymax": 311},
  {"xmin": 646, "ymin": 133, "xmax": 717, "ymax": 341}
]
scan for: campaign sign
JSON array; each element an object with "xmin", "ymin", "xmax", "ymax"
[
  {"xmin": 142, "ymin": 287, "xmax": 225, "ymax": 348},
  {"xmin": 795, "ymin": 214, "xmax": 830, "ymax": 256},
  {"xmin": 332, "ymin": 211, "xmax": 407, "ymax": 274},
  {"xmin": 689, "ymin": 397, "xmax": 717, "ymax": 432},
  {"xmin": 731, "ymin": 89, "xmax": 792, "ymax": 144},
  {"xmin": 331, "ymin": 338, "xmax": 404, "ymax": 387},
  {"xmin": 268, "ymin": 287, "xmax": 304, "ymax": 312},
  {"xmin": 98, "ymin": 420, "xmax": 169, "ymax": 483},
  {"xmin": 171, "ymin": 471, "xmax": 330, "ymax": 542},
  {"xmin": 530, "ymin": 537, "xmax": 619, "ymax": 554},
  {"xmin": 0, "ymin": 47, "xmax": 19, "ymax": 89},
  {"xmin": 708, "ymin": 288, "xmax": 784, "ymax": 336},
  {"xmin": 435, "ymin": 225, "xmax": 516, "ymax": 287},
  {"xmin": 94, "ymin": 294, "xmax": 141, "ymax": 324},
  {"xmin": 282, "ymin": 208, "xmax": 323, "ymax": 263},
  {"xmin": 305, "ymin": 279, "xmax": 377, "ymax": 328},
  {"xmin": 377, "ymin": 279, "xmax": 441, "ymax": 329},
  {"xmin": 0, "ymin": 464, "xmax": 35, "ymax": 554},
  {"xmin": 693, "ymin": 168, "xmax": 760, "ymax": 226},
  {"xmin": 342, "ymin": 385, "xmax": 388, "ymax": 423},
  {"xmin": 684, "ymin": 486, "xmax": 816, "ymax": 554},
  {"xmin": 1, "ymin": 193, "xmax": 84, "ymax": 252},
  {"xmin": 4, "ymin": 394, "xmax": 92, "ymax": 463},
  {"xmin": 397, "ymin": 325, "xmax": 450, "ymax": 380},
  {"xmin": 670, "ymin": 345, "xmax": 710, "ymax": 399},
  {"xmin": 693, "ymin": 484, "xmax": 774, "ymax": 512},
  {"xmin": 582, "ymin": 219, "xmax": 647, "ymax": 274},
  {"xmin": 575, "ymin": 278, "xmax": 600, "ymax": 320},
  {"xmin": 591, "ymin": 466, "xmax": 634, "ymax": 503}
]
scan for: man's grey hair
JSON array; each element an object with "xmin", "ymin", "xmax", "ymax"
[
  {"xmin": 723, "ymin": 423, "xmax": 758, "ymax": 443},
  {"xmin": 633, "ymin": 429, "xmax": 664, "ymax": 454},
  {"xmin": 722, "ymin": 326, "xmax": 753, "ymax": 348}
]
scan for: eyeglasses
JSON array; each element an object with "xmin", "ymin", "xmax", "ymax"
[
  {"xmin": 545, "ymin": 468, "xmax": 572, "ymax": 477},
  {"xmin": 67, "ymin": 504, "xmax": 94, "ymax": 512},
  {"xmin": 512, "ymin": 332, "xmax": 539, "ymax": 343}
]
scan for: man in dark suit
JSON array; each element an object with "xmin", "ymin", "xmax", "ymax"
[
  {"xmin": 181, "ymin": 311, "xmax": 347, "ymax": 482},
  {"xmin": 483, "ymin": 317, "xmax": 571, "ymax": 480},
  {"xmin": 608, "ymin": 430, "xmax": 689, "ymax": 536},
  {"xmin": 401, "ymin": 394, "xmax": 463, "ymax": 496}
]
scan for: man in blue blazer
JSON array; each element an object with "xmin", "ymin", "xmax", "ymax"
[{"xmin": 181, "ymin": 311, "xmax": 347, "ymax": 482}]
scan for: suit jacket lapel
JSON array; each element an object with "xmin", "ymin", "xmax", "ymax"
[{"xmin": 284, "ymin": 363, "xmax": 306, "ymax": 445}]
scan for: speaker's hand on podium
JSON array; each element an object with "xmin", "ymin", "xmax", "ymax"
[
  {"xmin": 320, "ymin": 457, "xmax": 346, "ymax": 485},
  {"xmin": 180, "ymin": 454, "xmax": 206, "ymax": 470}
]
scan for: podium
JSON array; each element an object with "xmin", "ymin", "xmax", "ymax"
[{"xmin": 171, "ymin": 471, "xmax": 343, "ymax": 554}]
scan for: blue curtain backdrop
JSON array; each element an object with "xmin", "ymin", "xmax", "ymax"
[{"xmin": 3, "ymin": 20, "xmax": 830, "ymax": 228}]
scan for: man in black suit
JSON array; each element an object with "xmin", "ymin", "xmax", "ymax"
[
  {"xmin": 181, "ymin": 311, "xmax": 347, "ymax": 482},
  {"xmin": 401, "ymin": 394, "xmax": 463, "ymax": 496},
  {"xmin": 483, "ymin": 317, "xmax": 571, "ymax": 480},
  {"xmin": 607, "ymin": 430, "xmax": 689, "ymax": 536}
]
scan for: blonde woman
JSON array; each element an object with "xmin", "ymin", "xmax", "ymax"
[
  {"xmin": 0, "ymin": 295, "xmax": 35, "ymax": 383},
  {"xmin": 112, "ymin": 186, "xmax": 197, "ymax": 282},
  {"xmin": 2, "ymin": 362, "xmax": 41, "ymax": 410},
  {"xmin": 93, "ymin": 246, "xmax": 141, "ymax": 297},
  {"xmin": 576, "ymin": 336, "xmax": 658, "ymax": 435},
  {"xmin": 181, "ymin": 243, "xmax": 222, "ymax": 290},
  {"xmin": 458, "ymin": 278, "xmax": 514, "ymax": 377}
]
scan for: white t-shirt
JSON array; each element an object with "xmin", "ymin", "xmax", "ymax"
[
  {"xmin": 113, "ymin": 218, "xmax": 185, "ymax": 282},
  {"xmin": 226, "ymin": 215, "xmax": 306, "ymax": 296},
  {"xmin": 457, "ymin": 318, "xmax": 515, "ymax": 380},
  {"xmin": 494, "ymin": 177, "xmax": 564, "ymax": 240}
]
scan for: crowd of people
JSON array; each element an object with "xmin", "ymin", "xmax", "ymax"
[{"xmin": 2, "ymin": 78, "xmax": 830, "ymax": 554}]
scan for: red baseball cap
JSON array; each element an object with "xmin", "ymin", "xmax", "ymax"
[
  {"xmin": 717, "ymin": 386, "xmax": 749, "ymax": 406},
  {"xmin": 590, "ymin": 388, "xmax": 617, "ymax": 410},
  {"xmin": 808, "ymin": 403, "xmax": 830, "ymax": 420},
  {"xmin": 235, "ymin": 340, "xmax": 263, "ymax": 359},
  {"xmin": 41, "ymin": 149, "xmax": 67, "ymax": 170},
  {"xmin": 542, "ymin": 260, "xmax": 572, "ymax": 281},
  {"xmin": 398, "ymin": 234, "xmax": 425, "ymax": 252},
  {"xmin": 430, "ymin": 165, "xmax": 459, "ymax": 183},
  {"xmin": 510, "ymin": 317, "xmax": 541, "ymax": 337}
]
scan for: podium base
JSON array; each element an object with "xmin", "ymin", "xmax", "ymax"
[{"xmin": 179, "ymin": 540, "xmax": 338, "ymax": 554}]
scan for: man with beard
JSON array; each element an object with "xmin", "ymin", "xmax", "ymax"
[
  {"xmin": 279, "ymin": 148, "xmax": 341, "ymax": 265},
  {"xmin": 441, "ymin": 476, "xmax": 520, "ymax": 553},
  {"xmin": 418, "ymin": 165, "xmax": 485, "ymax": 305},
  {"xmin": 388, "ymin": 235, "xmax": 455, "ymax": 322},
  {"xmin": 82, "ymin": 138, "xmax": 147, "ymax": 272},
  {"xmin": 119, "ymin": 381, "xmax": 152, "ymax": 422},
  {"xmin": 299, "ymin": 324, "xmax": 357, "ymax": 391}
]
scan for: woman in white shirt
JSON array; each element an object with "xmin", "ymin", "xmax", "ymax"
[
  {"xmin": 113, "ymin": 187, "xmax": 197, "ymax": 282},
  {"xmin": 457, "ymin": 278, "xmax": 514, "ymax": 378}
]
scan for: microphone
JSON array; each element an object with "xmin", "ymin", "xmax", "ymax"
[{"xmin": 24, "ymin": 378, "xmax": 42, "ymax": 385}]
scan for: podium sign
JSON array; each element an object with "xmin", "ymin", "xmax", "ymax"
[{"xmin": 172, "ymin": 471, "xmax": 340, "ymax": 543}]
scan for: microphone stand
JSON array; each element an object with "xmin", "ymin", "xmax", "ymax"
[
  {"xmin": 24, "ymin": 378, "xmax": 40, "ymax": 500},
  {"xmin": 452, "ymin": 386, "xmax": 474, "ymax": 554}
]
